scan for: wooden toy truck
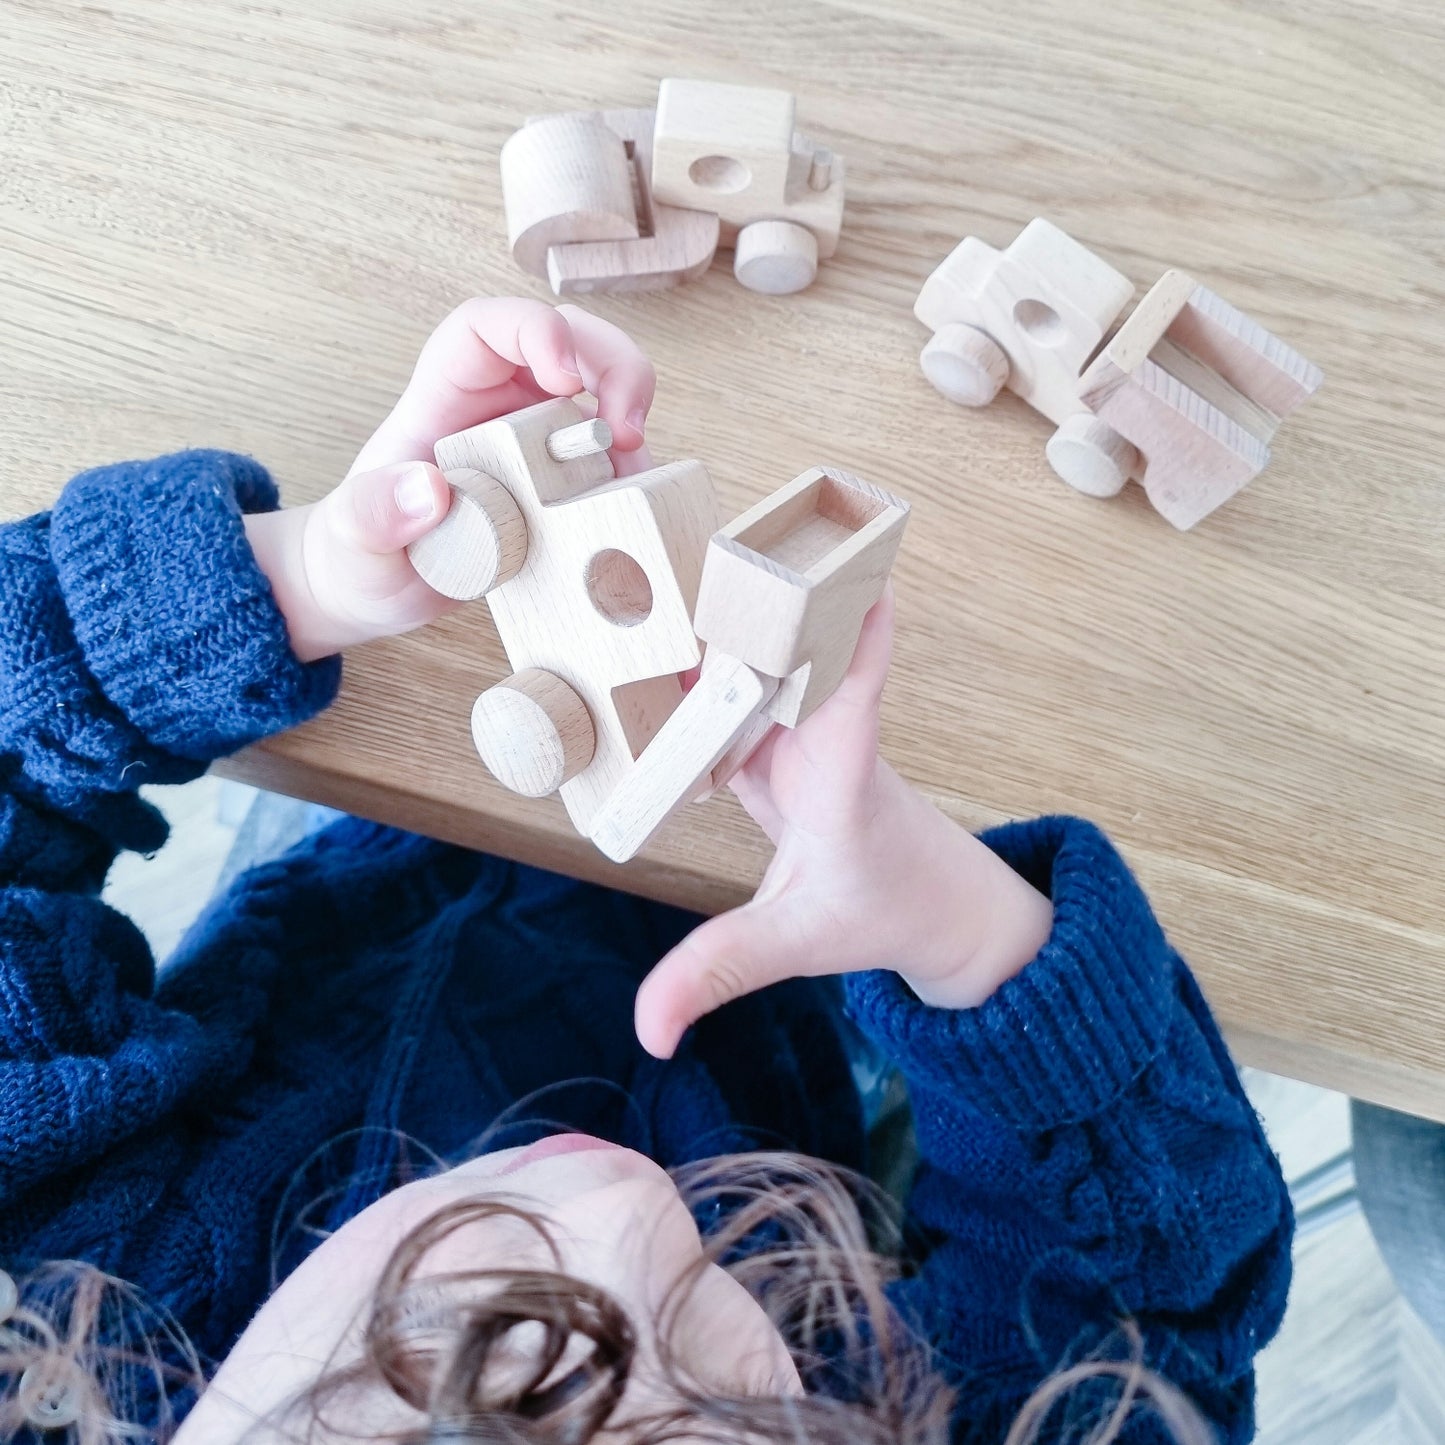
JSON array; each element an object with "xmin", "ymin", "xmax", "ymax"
[
  {"xmin": 915, "ymin": 219, "xmax": 1323, "ymax": 530},
  {"xmin": 407, "ymin": 398, "xmax": 907, "ymax": 861},
  {"xmin": 500, "ymin": 80, "xmax": 845, "ymax": 296}
]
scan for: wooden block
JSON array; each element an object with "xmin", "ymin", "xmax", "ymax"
[
  {"xmin": 588, "ymin": 654, "xmax": 777, "ymax": 863},
  {"xmin": 693, "ymin": 467, "xmax": 909, "ymax": 728},
  {"xmin": 500, "ymin": 114, "xmax": 639, "ymax": 278},
  {"xmin": 915, "ymin": 219, "xmax": 1135, "ymax": 425},
  {"xmin": 470, "ymin": 668, "xmax": 595, "ymax": 798},
  {"xmin": 650, "ymin": 79, "xmax": 845, "ymax": 260},
  {"xmin": 435, "ymin": 398, "xmax": 719, "ymax": 833},
  {"xmin": 407, "ymin": 468, "xmax": 529, "ymax": 602},
  {"xmin": 1077, "ymin": 269, "xmax": 1324, "ymax": 529},
  {"xmin": 541, "ymin": 107, "xmax": 720, "ymax": 295}
]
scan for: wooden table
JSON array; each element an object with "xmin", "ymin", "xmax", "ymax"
[{"xmin": 3, "ymin": 1, "xmax": 1442, "ymax": 1117}]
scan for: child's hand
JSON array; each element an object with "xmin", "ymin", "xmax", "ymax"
[
  {"xmin": 246, "ymin": 299, "xmax": 656, "ymax": 662},
  {"xmin": 633, "ymin": 590, "xmax": 1055, "ymax": 1059}
]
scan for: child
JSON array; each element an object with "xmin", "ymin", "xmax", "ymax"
[{"xmin": 0, "ymin": 299, "xmax": 1291, "ymax": 1445}]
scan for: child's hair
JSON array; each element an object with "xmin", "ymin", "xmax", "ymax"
[{"xmin": 1, "ymin": 1154, "xmax": 1215, "ymax": 1445}]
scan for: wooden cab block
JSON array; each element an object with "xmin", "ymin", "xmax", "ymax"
[
  {"xmin": 1077, "ymin": 270, "xmax": 1324, "ymax": 529},
  {"xmin": 434, "ymin": 397, "xmax": 720, "ymax": 832},
  {"xmin": 693, "ymin": 467, "xmax": 910, "ymax": 727},
  {"xmin": 502, "ymin": 108, "xmax": 719, "ymax": 296},
  {"xmin": 915, "ymin": 219, "xmax": 1135, "ymax": 425},
  {"xmin": 650, "ymin": 79, "xmax": 845, "ymax": 265}
]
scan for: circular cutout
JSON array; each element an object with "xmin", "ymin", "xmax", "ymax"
[
  {"xmin": 920, "ymin": 323, "xmax": 1009, "ymax": 406},
  {"xmin": 1012, "ymin": 298, "xmax": 1067, "ymax": 346},
  {"xmin": 687, "ymin": 154, "xmax": 751, "ymax": 193},
  {"xmin": 585, "ymin": 549, "xmax": 653, "ymax": 626}
]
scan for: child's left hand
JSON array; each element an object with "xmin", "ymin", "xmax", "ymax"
[{"xmin": 246, "ymin": 298, "xmax": 656, "ymax": 662}]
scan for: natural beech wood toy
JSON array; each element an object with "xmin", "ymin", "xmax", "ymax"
[
  {"xmin": 500, "ymin": 79, "xmax": 844, "ymax": 296},
  {"xmin": 915, "ymin": 218, "xmax": 1323, "ymax": 529},
  {"xmin": 407, "ymin": 401, "xmax": 906, "ymax": 861}
]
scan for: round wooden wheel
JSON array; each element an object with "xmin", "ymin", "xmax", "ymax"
[
  {"xmin": 406, "ymin": 468, "xmax": 528, "ymax": 602},
  {"xmin": 919, "ymin": 323, "xmax": 1009, "ymax": 406},
  {"xmin": 733, "ymin": 219, "xmax": 819, "ymax": 295},
  {"xmin": 470, "ymin": 669, "xmax": 595, "ymax": 799},
  {"xmin": 1045, "ymin": 414, "xmax": 1139, "ymax": 499}
]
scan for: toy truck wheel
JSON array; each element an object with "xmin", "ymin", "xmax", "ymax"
[
  {"xmin": 471, "ymin": 669, "xmax": 596, "ymax": 799},
  {"xmin": 733, "ymin": 220, "xmax": 819, "ymax": 295},
  {"xmin": 407, "ymin": 469, "xmax": 529, "ymax": 601},
  {"xmin": 1045, "ymin": 414, "xmax": 1139, "ymax": 499},
  {"xmin": 920, "ymin": 323, "xmax": 1009, "ymax": 406}
]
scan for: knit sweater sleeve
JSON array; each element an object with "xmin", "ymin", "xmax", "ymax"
[
  {"xmin": 845, "ymin": 817, "xmax": 1292, "ymax": 1445},
  {"xmin": 0, "ymin": 450, "xmax": 338, "ymax": 1198}
]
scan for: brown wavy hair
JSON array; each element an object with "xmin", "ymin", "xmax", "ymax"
[{"xmin": 1, "ymin": 1154, "xmax": 1215, "ymax": 1445}]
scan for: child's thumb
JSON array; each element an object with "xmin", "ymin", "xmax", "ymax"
[
  {"xmin": 633, "ymin": 897, "xmax": 818, "ymax": 1060},
  {"xmin": 321, "ymin": 462, "xmax": 451, "ymax": 555}
]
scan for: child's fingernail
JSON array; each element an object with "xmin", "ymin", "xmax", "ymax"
[
  {"xmin": 396, "ymin": 467, "xmax": 437, "ymax": 519},
  {"xmin": 559, "ymin": 345, "xmax": 583, "ymax": 379},
  {"xmin": 625, "ymin": 407, "xmax": 647, "ymax": 439}
]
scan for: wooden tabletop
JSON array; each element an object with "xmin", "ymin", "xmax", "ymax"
[{"xmin": 3, "ymin": 1, "xmax": 1443, "ymax": 1117}]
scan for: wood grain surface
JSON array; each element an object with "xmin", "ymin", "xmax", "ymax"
[{"xmin": 3, "ymin": 1, "xmax": 1442, "ymax": 1114}]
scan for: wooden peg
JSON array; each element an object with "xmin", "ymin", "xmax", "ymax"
[
  {"xmin": 471, "ymin": 668, "xmax": 596, "ymax": 798},
  {"xmin": 406, "ymin": 468, "xmax": 529, "ymax": 602},
  {"xmin": 733, "ymin": 219, "xmax": 818, "ymax": 295},
  {"xmin": 546, "ymin": 417, "xmax": 612, "ymax": 462},
  {"xmin": 1076, "ymin": 270, "xmax": 1323, "ymax": 528},
  {"xmin": 915, "ymin": 220, "xmax": 1134, "ymax": 425},
  {"xmin": 693, "ymin": 466, "xmax": 909, "ymax": 728}
]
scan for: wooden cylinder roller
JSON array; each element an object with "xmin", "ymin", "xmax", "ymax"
[
  {"xmin": 407, "ymin": 469, "xmax": 529, "ymax": 602},
  {"xmin": 733, "ymin": 219, "xmax": 818, "ymax": 295},
  {"xmin": 1045, "ymin": 413, "xmax": 1139, "ymax": 498},
  {"xmin": 920, "ymin": 323, "xmax": 1009, "ymax": 407},
  {"xmin": 500, "ymin": 115, "xmax": 640, "ymax": 277},
  {"xmin": 471, "ymin": 668, "xmax": 596, "ymax": 799}
]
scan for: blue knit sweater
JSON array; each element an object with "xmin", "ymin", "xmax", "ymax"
[{"xmin": 0, "ymin": 451, "xmax": 1291, "ymax": 1442}]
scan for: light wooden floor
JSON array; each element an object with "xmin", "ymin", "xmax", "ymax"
[{"xmin": 105, "ymin": 779, "xmax": 1445, "ymax": 1441}]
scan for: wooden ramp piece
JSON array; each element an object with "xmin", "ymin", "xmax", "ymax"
[{"xmin": 1078, "ymin": 270, "xmax": 1324, "ymax": 529}]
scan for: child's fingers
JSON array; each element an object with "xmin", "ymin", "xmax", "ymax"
[
  {"xmin": 319, "ymin": 462, "xmax": 452, "ymax": 556},
  {"xmin": 556, "ymin": 304, "xmax": 656, "ymax": 450},
  {"xmin": 351, "ymin": 298, "xmax": 576, "ymax": 474},
  {"xmin": 633, "ymin": 893, "xmax": 818, "ymax": 1059}
]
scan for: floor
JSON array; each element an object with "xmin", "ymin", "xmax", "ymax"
[{"xmin": 104, "ymin": 778, "xmax": 1445, "ymax": 1443}]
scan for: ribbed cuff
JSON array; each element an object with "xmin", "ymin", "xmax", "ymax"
[
  {"xmin": 845, "ymin": 816, "xmax": 1177, "ymax": 1131},
  {"xmin": 49, "ymin": 450, "xmax": 340, "ymax": 761}
]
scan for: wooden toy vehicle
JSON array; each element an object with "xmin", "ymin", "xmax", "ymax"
[
  {"xmin": 500, "ymin": 79, "xmax": 845, "ymax": 296},
  {"xmin": 407, "ymin": 398, "xmax": 907, "ymax": 862},
  {"xmin": 915, "ymin": 219, "xmax": 1323, "ymax": 530}
]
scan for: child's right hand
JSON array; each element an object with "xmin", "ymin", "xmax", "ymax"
[
  {"xmin": 246, "ymin": 298, "xmax": 657, "ymax": 662},
  {"xmin": 633, "ymin": 590, "xmax": 1056, "ymax": 1058}
]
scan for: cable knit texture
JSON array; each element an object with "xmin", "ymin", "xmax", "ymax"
[{"xmin": 0, "ymin": 451, "xmax": 1291, "ymax": 1444}]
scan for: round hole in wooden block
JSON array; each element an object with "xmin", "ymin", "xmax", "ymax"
[
  {"xmin": 919, "ymin": 323, "xmax": 1009, "ymax": 406},
  {"xmin": 471, "ymin": 669, "xmax": 596, "ymax": 798},
  {"xmin": 1045, "ymin": 414, "xmax": 1138, "ymax": 498},
  {"xmin": 1012, "ymin": 298, "xmax": 1067, "ymax": 346},
  {"xmin": 585, "ymin": 549, "xmax": 653, "ymax": 626},
  {"xmin": 687, "ymin": 154, "xmax": 751, "ymax": 192}
]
